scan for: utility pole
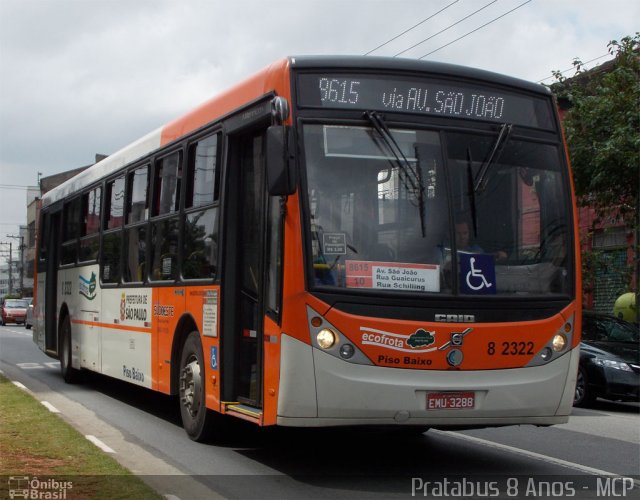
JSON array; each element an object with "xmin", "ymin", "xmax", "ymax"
[
  {"xmin": 0, "ymin": 242, "xmax": 14, "ymax": 296},
  {"xmin": 7, "ymin": 242, "xmax": 13, "ymax": 295},
  {"xmin": 6, "ymin": 235, "xmax": 24, "ymax": 296},
  {"xmin": 8, "ymin": 242, "xmax": 13, "ymax": 295}
]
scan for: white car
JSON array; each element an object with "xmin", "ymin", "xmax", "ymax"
[{"xmin": 24, "ymin": 298, "xmax": 34, "ymax": 329}]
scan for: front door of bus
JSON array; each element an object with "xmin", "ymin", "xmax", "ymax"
[{"xmin": 223, "ymin": 129, "xmax": 267, "ymax": 408}]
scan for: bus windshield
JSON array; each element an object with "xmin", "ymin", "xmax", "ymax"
[{"xmin": 303, "ymin": 123, "xmax": 572, "ymax": 297}]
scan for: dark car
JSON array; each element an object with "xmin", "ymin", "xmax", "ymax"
[
  {"xmin": 0, "ymin": 298, "xmax": 30, "ymax": 326},
  {"xmin": 574, "ymin": 311, "xmax": 640, "ymax": 407}
]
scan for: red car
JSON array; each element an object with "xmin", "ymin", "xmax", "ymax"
[{"xmin": 0, "ymin": 298, "xmax": 30, "ymax": 325}]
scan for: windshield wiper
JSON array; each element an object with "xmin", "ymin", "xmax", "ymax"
[
  {"xmin": 474, "ymin": 123, "xmax": 512, "ymax": 193},
  {"xmin": 466, "ymin": 147, "xmax": 479, "ymax": 238},
  {"xmin": 364, "ymin": 110, "xmax": 426, "ymax": 237}
]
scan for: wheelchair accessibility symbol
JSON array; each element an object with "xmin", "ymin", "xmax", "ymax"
[
  {"xmin": 459, "ymin": 254, "xmax": 496, "ymax": 295},
  {"xmin": 210, "ymin": 346, "xmax": 218, "ymax": 370}
]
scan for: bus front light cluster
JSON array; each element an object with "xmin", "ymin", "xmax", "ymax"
[
  {"xmin": 306, "ymin": 305, "xmax": 373, "ymax": 366},
  {"xmin": 526, "ymin": 315, "xmax": 575, "ymax": 368},
  {"xmin": 317, "ymin": 328, "xmax": 337, "ymax": 349}
]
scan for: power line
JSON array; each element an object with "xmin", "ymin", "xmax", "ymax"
[
  {"xmin": 364, "ymin": 0, "xmax": 460, "ymax": 56},
  {"xmin": 395, "ymin": 0, "xmax": 497, "ymax": 57},
  {"xmin": 419, "ymin": 0, "xmax": 532, "ymax": 59},
  {"xmin": 0, "ymin": 184, "xmax": 36, "ymax": 190},
  {"xmin": 537, "ymin": 53, "xmax": 612, "ymax": 83}
]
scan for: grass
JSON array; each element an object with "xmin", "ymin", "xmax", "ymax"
[{"xmin": 0, "ymin": 375, "xmax": 162, "ymax": 499}]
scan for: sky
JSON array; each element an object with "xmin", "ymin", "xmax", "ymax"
[{"xmin": 0, "ymin": 0, "xmax": 638, "ymax": 264}]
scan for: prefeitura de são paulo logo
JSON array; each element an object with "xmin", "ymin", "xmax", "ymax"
[{"xmin": 120, "ymin": 292, "xmax": 126, "ymax": 321}]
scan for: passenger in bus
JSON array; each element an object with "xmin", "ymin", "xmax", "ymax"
[
  {"xmin": 455, "ymin": 219, "xmax": 508, "ymax": 260},
  {"xmin": 455, "ymin": 220, "xmax": 483, "ymax": 253}
]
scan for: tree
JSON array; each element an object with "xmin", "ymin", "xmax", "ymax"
[
  {"xmin": 551, "ymin": 34, "xmax": 639, "ymax": 220},
  {"xmin": 550, "ymin": 34, "xmax": 639, "ymax": 318}
]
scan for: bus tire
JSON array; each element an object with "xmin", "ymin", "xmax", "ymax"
[
  {"xmin": 59, "ymin": 315, "xmax": 81, "ymax": 383},
  {"xmin": 179, "ymin": 331, "xmax": 215, "ymax": 442}
]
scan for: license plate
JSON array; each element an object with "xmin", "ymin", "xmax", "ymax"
[{"xmin": 427, "ymin": 392, "xmax": 475, "ymax": 410}]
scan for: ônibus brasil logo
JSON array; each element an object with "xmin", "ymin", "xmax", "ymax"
[{"xmin": 79, "ymin": 272, "xmax": 97, "ymax": 300}]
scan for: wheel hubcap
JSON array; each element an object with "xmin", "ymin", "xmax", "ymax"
[{"xmin": 180, "ymin": 355, "xmax": 202, "ymax": 418}]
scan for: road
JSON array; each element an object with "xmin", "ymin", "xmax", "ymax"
[{"xmin": 1, "ymin": 324, "xmax": 638, "ymax": 499}]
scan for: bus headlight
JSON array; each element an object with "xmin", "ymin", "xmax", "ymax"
[
  {"xmin": 317, "ymin": 328, "xmax": 337, "ymax": 349},
  {"xmin": 552, "ymin": 333, "xmax": 567, "ymax": 352}
]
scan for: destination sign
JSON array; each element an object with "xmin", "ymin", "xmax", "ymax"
[{"xmin": 297, "ymin": 74, "xmax": 553, "ymax": 130}]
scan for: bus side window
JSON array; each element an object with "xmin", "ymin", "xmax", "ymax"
[
  {"xmin": 153, "ymin": 152, "xmax": 182, "ymax": 216},
  {"xmin": 105, "ymin": 176, "xmax": 125, "ymax": 229},
  {"xmin": 61, "ymin": 197, "xmax": 81, "ymax": 265},
  {"xmin": 101, "ymin": 231, "xmax": 122, "ymax": 283},
  {"xmin": 183, "ymin": 208, "xmax": 218, "ymax": 280},
  {"xmin": 101, "ymin": 176, "xmax": 125, "ymax": 284},
  {"xmin": 127, "ymin": 165, "xmax": 149, "ymax": 224},
  {"xmin": 123, "ymin": 225, "xmax": 147, "ymax": 283},
  {"xmin": 150, "ymin": 218, "xmax": 179, "ymax": 281},
  {"xmin": 182, "ymin": 133, "xmax": 220, "ymax": 281},
  {"xmin": 186, "ymin": 134, "xmax": 219, "ymax": 208},
  {"xmin": 79, "ymin": 186, "xmax": 101, "ymax": 262}
]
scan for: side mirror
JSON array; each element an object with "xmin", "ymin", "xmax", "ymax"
[{"xmin": 265, "ymin": 125, "xmax": 296, "ymax": 196}]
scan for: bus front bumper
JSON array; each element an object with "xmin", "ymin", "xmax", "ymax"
[{"xmin": 277, "ymin": 334, "xmax": 578, "ymax": 428}]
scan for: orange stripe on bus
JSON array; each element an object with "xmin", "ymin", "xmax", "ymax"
[{"xmin": 71, "ymin": 319, "xmax": 152, "ymax": 334}]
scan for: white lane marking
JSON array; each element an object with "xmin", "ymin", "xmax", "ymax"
[
  {"xmin": 3, "ymin": 327, "xmax": 31, "ymax": 336},
  {"xmin": 12, "ymin": 381, "xmax": 28, "ymax": 390},
  {"xmin": 41, "ymin": 401, "xmax": 60, "ymax": 413},
  {"xmin": 17, "ymin": 362, "xmax": 45, "ymax": 369},
  {"xmin": 164, "ymin": 496, "xmax": 182, "ymax": 500},
  {"xmin": 85, "ymin": 435, "xmax": 116, "ymax": 453},
  {"xmin": 0, "ymin": 369, "xmax": 4, "ymax": 374},
  {"xmin": 435, "ymin": 430, "xmax": 640, "ymax": 486},
  {"xmin": 16, "ymin": 362, "xmax": 59, "ymax": 370}
]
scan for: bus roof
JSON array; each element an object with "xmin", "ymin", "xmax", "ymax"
[{"xmin": 42, "ymin": 56, "xmax": 549, "ymax": 208}]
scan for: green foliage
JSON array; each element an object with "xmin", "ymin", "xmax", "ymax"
[
  {"xmin": 550, "ymin": 34, "xmax": 639, "ymax": 306},
  {"xmin": 551, "ymin": 34, "xmax": 639, "ymax": 226}
]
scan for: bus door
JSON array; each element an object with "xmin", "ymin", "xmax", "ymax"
[
  {"xmin": 44, "ymin": 210, "xmax": 62, "ymax": 354},
  {"xmin": 221, "ymin": 128, "xmax": 269, "ymax": 409}
]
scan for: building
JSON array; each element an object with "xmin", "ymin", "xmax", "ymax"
[{"xmin": 0, "ymin": 262, "xmax": 20, "ymax": 297}]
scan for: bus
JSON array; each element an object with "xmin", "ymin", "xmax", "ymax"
[{"xmin": 33, "ymin": 56, "xmax": 580, "ymax": 441}]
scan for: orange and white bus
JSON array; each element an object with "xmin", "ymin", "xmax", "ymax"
[{"xmin": 33, "ymin": 56, "xmax": 580, "ymax": 441}]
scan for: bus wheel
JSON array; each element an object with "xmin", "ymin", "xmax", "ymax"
[
  {"xmin": 59, "ymin": 315, "xmax": 81, "ymax": 383},
  {"xmin": 179, "ymin": 331, "xmax": 214, "ymax": 442}
]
